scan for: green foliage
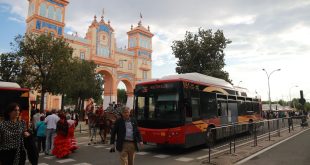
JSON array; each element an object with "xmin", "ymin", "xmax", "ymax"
[
  {"xmin": 4, "ymin": 33, "xmax": 103, "ymax": 110},
  {"xmin": 62, "ymin": 59, "xmax": 103, "ymax": 105},
  {"xmin": 15, "ymin": 33, "xmax": 73, "ymax": 91},
  {"xmin": 117, "ymin": 89, "xmax": 127, "ymax": 104},
  {"xmin": 14, "ymin": 33, "xmax": 73, "ymax": 110},
  {"xmin": 278, "ymin": 99, "xmax": 288, "ymax": 106},
  {"xmin": 172, "ymin": 28, "xmax": 232, "ymax": 83},
  {"xmin": 0, "ymin": 52, "xmax": 22, "ymax": 82}
]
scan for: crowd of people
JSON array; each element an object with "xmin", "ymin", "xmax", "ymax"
[
  {"xmin": 262, "ymin": 110, "xmax": 309, "ymax": 119},
  {"xmin": 0, "ymin": 99, "xmax": 142, "ymax": 165},
  {"xmin": 0, "ymin": 103, "xmax": 79, "ymax": 165}
]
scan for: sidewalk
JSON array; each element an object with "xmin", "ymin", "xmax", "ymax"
[{"xmin": 201, "ymin": 126, "xmax": 309, "ymax": 165}]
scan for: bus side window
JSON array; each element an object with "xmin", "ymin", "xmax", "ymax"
[
  {"xmin": 191, "ymin": 98, "xmax": 200, "ymax": 120},
  {"xmin": 217, "ymin": 103, "xmax": 222, "ymax": 116},
  {"xmin": 185, "ymin": 101, "xmax": 192, "ymax": 122}
]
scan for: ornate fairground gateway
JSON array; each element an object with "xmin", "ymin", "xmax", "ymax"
[{"xmin": 26, "ymin": 0, "xmax": 154, "ymax": 109}]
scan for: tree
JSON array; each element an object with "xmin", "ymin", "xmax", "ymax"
[
  {"xmin": 117, "ymin": 89, "xmax": 127, "ymax": 104},
  {"xmin": 0, "ymin": 52, "xmax": 22, "ymax": 82},
  {"xmin": 62, "ymin": 59, "xmax": 103, "ymax": 111},
  {"xmin": 278, "ymin": 99, "xmax": 288, "ymax": 106},
  {"xmin": 15, "ymin": 33, "xmax": 73, "ymax": 111},
  {"xmin": 172, "ymin": 28, "xmax": 232, "ymax": 83}
]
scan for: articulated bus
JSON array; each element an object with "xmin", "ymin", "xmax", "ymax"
[
  {"xmin": 0, "ymin": 81, "xmax": 30, "ymax": 126},
  {"xmin": 134, "ymin": 73, "xmax": 262, "ymax": 148}
]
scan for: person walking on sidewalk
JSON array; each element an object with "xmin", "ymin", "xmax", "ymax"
[
  {"xmin": 36, "ymin": 116, "xmax": 46, "ymax": 153},
  {"xmin": 44, "ymin": 109, "xmax": 60, "ymax": 155},
  {"xmin": 110, "ymin": 107, "xmax": 143, "ymax": 165}
]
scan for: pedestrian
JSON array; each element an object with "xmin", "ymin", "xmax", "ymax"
[
  {"xmin": 36, "ymin": 116, "xmax": 47, "ymax": 153},
  {"xmin": 110, "ymin": 107, "xmax": 143, "ymax": 165},
  {"xmin": 44, "ymin": 109, "xmax": 60, "ymax": 155},
  {"xmin": 86, "ymin": 98, "xmax": 96, "ymax": 145},
  {"xmin": 67, "ymin": 115, "xmax": 78, "ymax": 151},
  {"xmin": 52, "ymin": 113, "xmax": 71, "ymax": 158},
  {"xmin": 32, "ymin": 109, "xmax": 41, "ymax": 130},
  {"xmin": 0, "ymin": 103, "xmax": 30, "ymax": 165}
]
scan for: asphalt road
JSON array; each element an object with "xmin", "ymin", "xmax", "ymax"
[
  {"xmin": 25, "ymin": 119, "xmax": 302, "ymax": 165},
  {"xmin": 241, "ymin": 128, "xmax": 310, "ymax": 165},
  {"xmin": 28, "ymin": 136, "xmax": 209, "ymax": 165}
]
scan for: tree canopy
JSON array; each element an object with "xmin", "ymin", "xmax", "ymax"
[
  {"xmin": 172, "ymin": 28, "xmax": 232, "ymax": 83},
  {"xmin": 0, "ymin": 52, "xmax": 22, "ymax": 82},
  {"xmin": 3, "ymin": 33, "xmax": 103, "ymax": 111},
  {"xmin": 15, "ymin": 33, "xmax": 73, "ymax": 110}
]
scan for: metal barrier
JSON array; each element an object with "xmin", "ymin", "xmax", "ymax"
[{"xmin": 206, "ymin": 117, "xmax": 305, "ymax": 163}]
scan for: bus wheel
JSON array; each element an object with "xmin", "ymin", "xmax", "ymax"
[{"xmin": 206, "ymin": 127, "xmax": 216, "ymax": 147}]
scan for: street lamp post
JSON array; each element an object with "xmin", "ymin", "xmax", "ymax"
[
  {"xmin": 289, "ymin": 85, "xmax": 298, "ymax": 108},
  {"xmin": 262, "ymin": 68, "xmax": 281, "ymax": 140},
  {"xmin": 262, "ymin": 68, "xmax": 281, "ymax": 114}
]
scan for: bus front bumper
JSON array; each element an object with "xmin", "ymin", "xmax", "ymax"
[{"xmin": 139, "ymin": 127, "xmax": 185, "ymax": 145}]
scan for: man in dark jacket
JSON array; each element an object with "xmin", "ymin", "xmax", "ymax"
[{"xmin": 110, "ymin": 107, "xmax": 143, "ymax": 165}]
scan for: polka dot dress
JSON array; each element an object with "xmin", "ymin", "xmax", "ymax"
[{"xmin": 0, "ymin": 120, "xmax": 26, "ymax": 164}]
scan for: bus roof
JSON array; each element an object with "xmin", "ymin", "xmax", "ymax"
[
  {"xmin": 137, "ymin": 73, "xmax": 234, "ymax": 89},
  {"xmin": 0, "ymin": 81, "xmax": 29, "ymax": 91}
]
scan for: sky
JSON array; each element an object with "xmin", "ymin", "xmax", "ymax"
[{"xmin": 0, "ymin": 0, "xmax": 310, "ymax": 101}]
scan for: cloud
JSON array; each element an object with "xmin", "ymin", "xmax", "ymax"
[
  {"xmin": 2, "ymin": 0, "xmax": 310, "ymax": 100},
  {"xmin": 8, "ymin": 16, "xmax": 24, "ymax": 23},
  {"xmin": 0, "ymin": 0, "xmax": 27, "ymax": 17}
]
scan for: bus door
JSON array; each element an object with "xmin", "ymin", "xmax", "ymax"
[
  {"xmin": 218, "ymin": 101, "xmax": 228, "ymax": 125},
  {"xmin": 228, "ymin": 101, "xmax": 238, "ymax": 123}
]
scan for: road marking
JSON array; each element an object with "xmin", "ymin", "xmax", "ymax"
[
  {"xmin": 105, "ymin": 147, "xmax": 111, "ymax": 150},
  {"xmin": 154, "ymin": 154, "xmax": 170, "ymax": 158},
  {"xmin": 175, "ymin": 157, "xmax": 194, "ymax": 162},
  {"xmin": 38, "ymin": 163, "xmax": 49, "ymax": 165},
  {"xmin": 235, "ymin": 128, "xmax": 310, "ymax": 165},
  {"xmin": 56, "ymin": 158, "xmax": 76, "ymax": 163},
  {"xmin": 136, "ymin": 152, "xmax": 150, "ymax": 155},
  {"xmin": 44, "ymin": 156, "xmax": 54, "ymax": 159},
  {"xmin": 77, "ymin": 142, "xmax": 89, "ymax": 145},
  {"xmin": 73, "ymin": 163, "xmax": 92, "ymax": 165},
  {"xmin": 94, "ymin": 145, "xmax": 105, "ymax": 148},
  {"xmin": 80, "ymin": 137, "xmax": 89, "ymax": 139},
  {"xmin": 39, "ymin": 153, "xmax": 45, "ymax": 156}
]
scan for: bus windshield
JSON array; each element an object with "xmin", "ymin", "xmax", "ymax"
[{"xmin": 135, "ymin": 83, "xmax": 181, "ymax": 122}]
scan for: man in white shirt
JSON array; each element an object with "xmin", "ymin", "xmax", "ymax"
[{"xmin": 44, "ymin": 109, "xmax": 60, "ymax": 155}]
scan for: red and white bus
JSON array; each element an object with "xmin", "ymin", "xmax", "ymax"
[
  {"xmin": 134, "ymin": 73, "xmax": 262, "ymax": 148},
  {"xmin": 0, "ymin": 81, "xmax": 30, "ymax": 126}
]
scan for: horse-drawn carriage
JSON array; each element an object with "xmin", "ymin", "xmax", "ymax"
[{"xmin": 88, "ymin": 107, "xmax": 121, "ymax": 144}]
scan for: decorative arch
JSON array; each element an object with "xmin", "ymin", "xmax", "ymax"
[
  {"xmin": 116, "ymin": 78, "xmax": 134, "ymax": 95},
  {"xmin": 55, "ymin": 8, "xmax": 62, "ymax": 22},
  {"xmin": 116, "ymin": 78, "xmax": 135, "ymax": 109},
  {"xmin": 47, "ymin": 5, "xmax": 55, "ymax": 20},
  {"xmin": 96, "ymin": 68, "xmax": 117, "ymax": 109},
  {"xmin": 39, "ymin": 3, "xmax": 47, "ymax": 17},
  {"xmin": 28, "ymin": 2, "xmax": 35, "ymax": 17}
]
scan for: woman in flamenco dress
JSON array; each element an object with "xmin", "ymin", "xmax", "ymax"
[
  {"xmin": 52, "ymin": 114, "xmax": 72, "ymax": 158},
  {"xmin": 67, "ymin": 115, "xmax": 78, "ymax": 151}
]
